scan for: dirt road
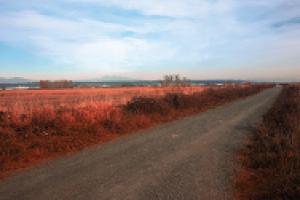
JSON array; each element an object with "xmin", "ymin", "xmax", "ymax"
[{"xmin": 0, "ymin": 88, "xmax": 281, "ymax": 200}]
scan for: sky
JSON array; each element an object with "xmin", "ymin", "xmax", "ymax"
[{"xmin": 0, "ymin": 0, "xmax": 300, "ymax": 81}]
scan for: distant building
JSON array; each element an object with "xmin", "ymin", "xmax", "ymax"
[{"xmin": 39, "ymin": 80, "xmax": 73, "ymax": 89}]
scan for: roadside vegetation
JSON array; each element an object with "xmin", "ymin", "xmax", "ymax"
[
  {"xmin": 0, "ymin": 84, "xmax": 270, "ymax": 178},
  {"xmin": 236, "ymin": 85, "xmax": 300, "ymax": 200},
  {"xmin": 0, "ymin": 86, "xmax": 204, "ymax": 113}
]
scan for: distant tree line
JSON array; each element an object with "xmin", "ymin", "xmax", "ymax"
[
  {"xmin": 40, "ymin": 80, "xmax": 73, "ymax": 89},
  {"xmin": 161, "ymin": 74, "xmax": 191, "ymax": 87}
]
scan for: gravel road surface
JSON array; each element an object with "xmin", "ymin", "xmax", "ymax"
[{"xmin": 0, "ymin": 88, "xmax": 281, "ymax": 200}]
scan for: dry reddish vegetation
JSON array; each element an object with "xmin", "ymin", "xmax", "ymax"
[
  {"xmin": 236, "ymin": 85, "xmax": 300, "ymax": 200},
  {"xmin": 0, "ymin": 85, "xmax": 269, "ymax": 178},
  {"xmin": 0, "ymin": 86, "xmax": 204, "ymax": 113}
]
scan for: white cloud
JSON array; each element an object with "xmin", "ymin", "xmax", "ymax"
[
  {"xmin": 0, "ymin": 10, "xmax": 177, "ymax": 73},
  {"xmin": 0, "ymin": 0, "xmax": 299, "ymax": 80},
  {"xmin": 0, "ymin": 10, "xmax": 137, "ymax": 41},
  {"xmin": 67, "ymin": 0, "xmax": 213, "ymax": 18},
  {"xmin": 32, "ymin": 36, "xmax": 175, "ymax": 72}
]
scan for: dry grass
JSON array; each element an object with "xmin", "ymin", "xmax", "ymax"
[
  {"xmin": 236, "ymin": 85, "xmax": 300, "ymax": 200},
  {"xmin": 0, "ymin": 84, "xmax": 270, "ymax": 178},
  {"xmin": 0, "ymin": 86, "xmax": 204, "ymax": 113}
]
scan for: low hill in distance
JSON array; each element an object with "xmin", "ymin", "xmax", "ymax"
[{"xmin": 0, "ymin": 77, "xmax": 34, "ymax": 84}]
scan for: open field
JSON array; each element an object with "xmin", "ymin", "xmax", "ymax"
[
  {"xmin": 0, "ymin": 87, "xmax": 279, "ymax": 200},
  {"xmin": 236, "ymin": 85, "xmax": 300, "ymax": 199},
  {"xmin": 0, "ymin": 86, "xmax": 204, "ymax": 113},
  {"xmin": 0, "ymin": 84, "xmax": 271, "ymax": 178}
]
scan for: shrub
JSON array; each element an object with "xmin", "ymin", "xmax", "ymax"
[
  {"xmin": 123, "ymin": 96, "xmax": 167, "ymax": 115},
  {"xmin": 163, "ymin": 93, "xmax": 187, "ymax": 109},
  {"xmin": 236, "ymin": 86, "xmax": 300, "ymax": 200}
]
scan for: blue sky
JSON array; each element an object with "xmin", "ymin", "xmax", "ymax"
[{"xmin": 0, "ymin": 0, "xmax": 299, "ymax": 81}]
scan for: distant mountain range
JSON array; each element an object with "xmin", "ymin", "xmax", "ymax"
[
  {"xmin": 0, "ymin": 76, "xmax": 253, "ymax": 84},
  {"xmin": 0, "ymin": 77, "xmax": 35, "ymax": 84},
  {"xmin": 0, "ymin": 76, "xmax": 140, "ymax": 84},
  {"xmin": 79, "ymin": 76, "xmax": 141, "ymax": 82}
]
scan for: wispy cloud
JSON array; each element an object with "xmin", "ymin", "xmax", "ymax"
[{"xmin": 0, "ymin": 0, "xmax": 299, "ymax": 80}]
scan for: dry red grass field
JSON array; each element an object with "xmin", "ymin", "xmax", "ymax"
[
  {"xmin": 236, "ymin": 85, "xmax": 300, "ymax": 200},
  {"xmin": 0, "ymin": 86, "xmax": 204, "ymax": 114},
  {"xmin": 0, "ymin": 84, "xmax": 269, "ymax": 178}
]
